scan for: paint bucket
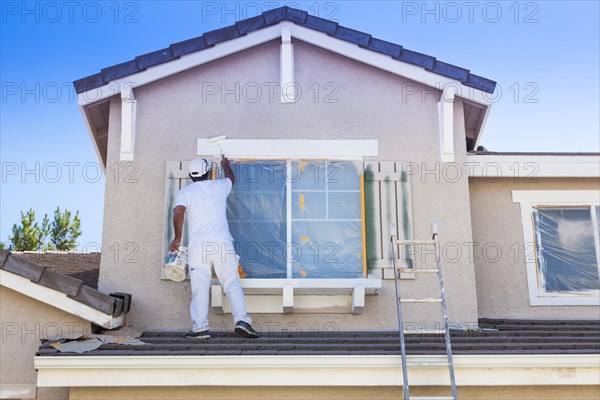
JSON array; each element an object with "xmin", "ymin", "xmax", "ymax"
[{"xmin": 164, "ymin": 246, "xmax": 189, "ymax": 282}]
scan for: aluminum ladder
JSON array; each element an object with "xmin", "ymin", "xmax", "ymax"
[{"xmin": 390, "ymin": 222, "xmax": 458, "ymax": 400}]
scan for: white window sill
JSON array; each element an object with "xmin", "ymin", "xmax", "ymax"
[
  {"xmin": 211, "ymin": 278, "xmax": 381, "ymax": 314},
  {"xmin": 530, "ymin": 293, "xmax": 600, "ymax": 306}
]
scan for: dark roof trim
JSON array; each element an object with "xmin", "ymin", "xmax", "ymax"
[
  {"xmin": 73, "ymin": 6, "xmax": 496, "ymax": 95},
  {"xmin": 0, "ymin": 249, "xmax": 129, "ymax": 317}
]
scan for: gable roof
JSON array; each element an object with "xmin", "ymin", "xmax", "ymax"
[{"xmin": 73, "ymin": 6, "xmax": 496, "ymax": 95}]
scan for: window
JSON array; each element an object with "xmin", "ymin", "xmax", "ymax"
[
  {"xmin": 225, "ymin": 160, "xmax": 365, "ymax": 279},
  {"xmin": 513, "ymin": 190, "xmax": 600, "ymax": 305},
  {"xmin": 533, "ymin": 207, "xmax": 600, "ymax": 293}
]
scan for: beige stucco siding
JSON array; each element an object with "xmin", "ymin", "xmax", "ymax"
[
  {"xmin": 99, "ymin": 38, "xmax": 479, "ymax": 331},
  {"xmin": 469, "ymin": 177, "xmax": 600, "ymax": 319},
  {"xmin": 0, "ymin": 286, "xmax": 90, "ymax": 400}
]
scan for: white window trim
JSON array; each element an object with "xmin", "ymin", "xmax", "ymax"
[
  {"xmin": 196, "ymin": 138, "xmax": 378, "ymax": 159},
  {"xmin": 512, "ymin": 190, "xmax": 600, "ymax": 306}
]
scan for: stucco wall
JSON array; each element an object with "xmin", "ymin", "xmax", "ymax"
[
  {"xmin": 0, "ymin": 286, "xmax": 90, "ymax": 400},
  {"xmin": 69, "ymin": 385, "xmax": 600, "ymax": 400},
  {"xmin": 98, "ymin": 38, "xmax": 480, "ymax": 331},
  {"xmin": 469, "ymin": 177, "xmax": 600, "ymax": 319}
]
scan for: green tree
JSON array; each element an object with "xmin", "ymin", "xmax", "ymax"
[
  {"xmin": 48, "ymin": 207, "xmax": 82, "ymax": 251},
  {"xmin": 9, "ymin": 208, "xmax": 50, "ymax": 251}
]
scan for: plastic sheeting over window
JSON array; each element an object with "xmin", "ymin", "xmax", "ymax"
[
  {"xmin": 533, "ymin": 206, "xmax": 600, "ymax": 293},
  {"xmin": 227, "ymin": 162, "xmax": 287, "ymax": 278},
  {"xmin": 225, "ymin": 160, "xmax": 364, "ymax": 279}
]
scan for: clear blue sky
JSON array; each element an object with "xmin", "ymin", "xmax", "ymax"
[{"xmin": 1, "ymin": 1, "xmax": 599, "ymax": 249}]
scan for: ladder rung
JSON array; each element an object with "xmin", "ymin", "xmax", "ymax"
[
  {"xmin": 400, "ymin": 298, "xmax": 442, "ymax": 303},
  {"xmin": 398, "ymin": 268, "xmax": 439, "ymax": 273},
  {"xmin": 411, "ymin": 397, "xmax": 455, "ymax": 400},
  {"xmin": 404, "ymin": 329, "xmax": 447, "ymax": 334},
  {"xmin": 394, "ymin": 239, "xmax": 436, "ymax": 245},
  {"xmin": 406, "ymin": 362, "xmax": 450, "ymax": 367}
]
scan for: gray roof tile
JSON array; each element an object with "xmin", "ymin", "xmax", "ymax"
[
  {"xmin": 428, "ymin": 60, "xmax": 470, "ymax": 82},
  {"xmin": 169, "ymin": 36, "xmax": 212, "ymax": 57},
  {"xmin": 2, "ymin": 252, "xmax": 46, "ymax": 282},
  {"xmin": 396, "ymin": 49, "xmax": 436, "ymax": 69},
  {"xmin": 38, "ymin": 269, "xmax": 83, "ymax": 297},
  {"xmin": 73, "ymin": 73, "xmax": 105, "ymax": 94},
  {"xmin": 235, "ymin": 15, "xmax": 267, "ymax": 35},
  {"xmin": 333, "ymin": 26, "xmax": 371, "ymax": 47},
  {"xmin": 101, "ymin": 60, "xmax": 143, "ymax": 82},
  {"xmin": 284, "ymin": 7, "xmax": 308, "ymax": 24},
  {"xmin": 135, "ymin": 48, "xmax": 178, "ymax": 70},
  {"xmin": 67, "ymin": 285, "xmax": 115, "ymax": 315},
  {"xmin": 465, "ymin": 73, "xmax": 497, "ymax": 93},
  {"xmin": 262, "ymin": 6, "xmax": 287, "ymax": 25},
  {"xmin": 203, "ymin": 25, "xmax": 241, "ymax": 46},
  {"xmin": 302, "ymin": 14, "xmax": 338, "ymax": 35},
  {"xmin": 365, "ymin": 38, "xmax": 403, "ymax": 58}
]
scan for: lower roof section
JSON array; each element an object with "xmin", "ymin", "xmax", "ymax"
[{"xmin": 35, "ymin": 319, "xmax": 599, "ymax": 387}]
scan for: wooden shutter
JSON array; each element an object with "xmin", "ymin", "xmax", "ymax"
[
  {"xmin": 364, "ymin": 161, "xmax": 414, "ymax": 279},
  {"xmin": 162, "ymin": 161, "xmax": 193, "ymax": 279}
]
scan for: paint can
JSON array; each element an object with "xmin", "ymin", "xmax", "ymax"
[{"xmin": 163, "ymin": 246, "xmax": 189, "ymax": 282}]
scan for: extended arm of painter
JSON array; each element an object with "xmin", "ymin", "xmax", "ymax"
[
  {"xmin": 221, "ymin": 155, "xmax": 235, "ymax": 186},
  {"xmin": 170, "ymin": 206, "xmax": 186, "ymax": 252}
]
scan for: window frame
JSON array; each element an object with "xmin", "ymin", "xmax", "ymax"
[
  {"xmin": 512, "ymin": 190, "xmax": 600, "ymax": 306},
  {"xmin": 224, "ymin": 159, "xmax": 366, "ymax": 280}
]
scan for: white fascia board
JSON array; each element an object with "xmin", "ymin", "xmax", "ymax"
[
  {"xmin": 77, "ymin": 25, "xmax": 284, "ymax": 107},
  {"xmin": 288, "ymin": 24, "xmax": 492, "ymax": 107},
  {"xmin": 0, "ymin": 269, "xmax": 124, "ymax": 329},
  {"xmin": 35, "ymin": 354, "xmax": 600, "ymax": 387},
  {"xmin": 197, "ymin": 139, "xmax": 378, "ymax": 159},
  {"xmin": 467, "ymin": 155, "xmax": 600, "ymax": 178}
]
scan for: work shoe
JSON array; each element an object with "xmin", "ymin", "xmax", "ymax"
[
  {"xmin": 183, "ymin": 330, "xmax": 210, "ymax": 339},
  {"xmin": 234, "ymin": 321, "xmax": 259, "ymax": 339}
]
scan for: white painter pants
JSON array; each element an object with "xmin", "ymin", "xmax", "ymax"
[{"xmin": 188, "ymin": 240, "xmax": 251, "ymax": 332}]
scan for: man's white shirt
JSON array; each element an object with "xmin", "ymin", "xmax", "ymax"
[{"xmin": 175, "ymin": 178, "xmax": 234, "ymax": 264}]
